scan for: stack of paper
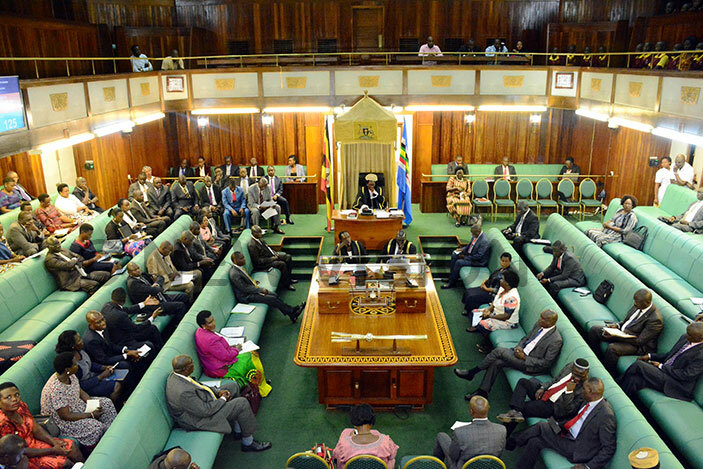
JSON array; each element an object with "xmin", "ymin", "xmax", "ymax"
[
  {"xmin": 231, "ymin": 304, "xmax": 256, "ymax": 314},
  {"xmin": 172, "ymin": 272, "xmax": 194, "ymax": 287},
  {"xmin": 471, "ymin": 310, "xmax": 484, "ymax": 328},
  {"xmin": 226, "ymin": 337, "xmax": 246, "ymax": 347},
  {"xmin": 240, "ymin": 340, "xmax": 260, "ymax": 353},
  {"xmin": 137, "ymin": 344, "xmax": 151, "ymax": 357},
  {"xmin": 602, "ymin": 327, "xmax": 636, "ymax": 339},
  {"xmin": 262, "ymin": 207, "xmax": 278, "ymax": 220},
  {"xmin": 375, "ymin": 210, "xmax": 390, "ymax": 219},
  {"xmin": 220, "ymin": 326, "xmax": 245, "ymax": 337},
  {"xmin": 85, "ymin": 399, "xmax": 101, "ymax": 413},
  {"xmin": 690, "ymin": 298, "xmax": 703, "ymax": 305}
]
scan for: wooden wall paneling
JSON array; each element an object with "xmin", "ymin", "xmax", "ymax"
[
  {"xmin": 629, "ymin": 11, "xmax": 703, "ymax": 50},
  {"xmin": 413, "ymin": 111, "xmax": 433, "ymax": 203},
  {"xmin": 0, "ymin": 152, "xmax": 47, "ymax": 197},
  {"xmin": 82, "ymin": 0, "xmax": 176, "ymax": 29},
  {"xmin": 560, "ymin": 0, "xmax": 658, "ymax": 24}
]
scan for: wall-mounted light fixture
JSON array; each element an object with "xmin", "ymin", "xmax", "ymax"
[
  {"xmin": 608, "ymin": 117, "xmax": 652, "ymax": 133},
  {"xmin": 464, "ymin": 113, "xmax": 476, "ymax": 125},
  {"xmin": 652, "ymin": 127, "xmax": 703, "ymax": 146},
  {"xmin": 261, "ymin": 114, "xmax": 274, "ymax": 126},
  {"xmin": 197, "ymin": 116, "xmax": 209, "ymax": 127}
]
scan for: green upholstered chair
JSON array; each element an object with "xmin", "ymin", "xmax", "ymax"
[
  {"xmin": 286, "ymin": 452, "xmax": 331, "ymax": 469},
  {"xmin": 515, "ymin": 179, "xmax": 537, "ymax": 209},
  {"xmin": 462, "ymin": 455, "xmax": 505, "ymax": 469},
  {"xmin": 556, "ymin": 179, "xmax": 580, "ymax": 217},
  {"xmin": 578, "ymin": 178, "xmax": 601, "ymax": 221},
  {"xmin": 345, "ymin": 455, "xmax": 388, "ymax": 469},
  {"xmin": 492, "ymin": 178, "xmax": 515, "ymax": 221},
  {"xmin": 471, "ymin": 178, "xmax": 493, "ymax": 220},
  {"xmin": 535, "ymin": 178, "xmax": 557, "ymax": 217},
  {"xmin": 402, "ymin": 455, "xmax": 447, "ymax": 469}
]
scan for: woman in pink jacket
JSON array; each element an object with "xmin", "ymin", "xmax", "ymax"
[{"xmin": 194, "ymin": 310, "xmax": 271, "ymax": 396}]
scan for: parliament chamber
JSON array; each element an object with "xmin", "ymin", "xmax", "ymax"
[{"xmin": 1, "ymin": 1, "xmax": 703, "ymax": 468}]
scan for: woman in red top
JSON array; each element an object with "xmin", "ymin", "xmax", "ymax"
[{"xmin": 0, "ymin": 382, "xmax": 83, "ymax": 469}]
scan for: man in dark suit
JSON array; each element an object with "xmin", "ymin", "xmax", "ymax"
[
  {"xmin": 455, "ymin": 310, "xmax": 563, "ymax": 399},
  {"xmin": 333, "ymin": 230, "xmax": 367, "ymax": 263},
  {"xmin": 188, "ymin": 220, "xmax": 221, "ymax": 262},
  {"xmin": 171, "ymin": 175, "xmax": 200, "ymax": 220},
  {"xmin": 165, "ymin": 354, "xmax": 270, "ymax": 451},
  {"xmin": 588, "ymin": 289, "xmax": 663, "ymax": 368},
  {"xmin": 247, "ymin": 157, "xmax": 265, "ymax": 180},
  {"xmin": 228, "ymin": 251, "xmax": 304, "ymax": 323},
  {"xmin": 44, "ymin": 236, "xmax": 109, "ymax": 295},
  {"xmin": 130, "ymin": 191, "xmax": 168, "ymax": 235},
  {"xmin": 382, "ymin": 230, "xmax": 417, "ymax": 258},
  {"xmin": 352, "ymin": 173, "xmax": 388, "ymax": 210},
  {"xmin": 197, "ymin": 176, "xmax": 223, "ymax": 220},
  {"xmin": 447, "ymin": 155, "xmax": 469, "ymax": 177},
  {"xmin": 537, "ymin": 240, "xmax": 586, "ymax": 295},
  {"xmin": 220, "ymin": 155, "xmax": 239, "ymax": 178},
  {"xmin": 443, "ymin": 224, "xmax": 491, "ymax": 289},
  {"xmin": 128, "ymin": 172, "xmax": 154, "ymax": 203},
  {"xmin": 508, "ymin": 377, "xmax": 617, "ymax": 469},
  {"xmin": 73, "ymin": 176, "xmax": 102, "ymax": 212},
  {"xmin": 125, "ymin": 263, "xmax": 189, "ymax": 317},
  {"xmin": 265, "ymin": 165, "xmax": 293, "ymax": 225},
  {"xmin": 618, "ymin": 321, "xmax": 703, "ymax": 401},
  {"xmin": 147, "ymin": 178, "xmax": 174, "ymax": 219},
  {"xmin": 498, "ymin": 358, "xmax": 590, "ymax": 435},
  {"xmin": 494, "ymin": 156, "xmax": 517, "ymax": 180},
  {"xmin": 248, "ymin": 224, "xmax": 296, "ymax": 291},
  {"xmin": 171, "ymin": 159, "xmax": 194, "ymax": 178},
  {"xmin": 100, "ymin": 286, "xmax": 164, "ymax": 350},
  {"xmin": 172, "ymin": 231, "xmax": 213, "ymax": 281},
  {"xmin": 502, "ymin": 201, "xmax": 539, "ymax": 254},
  {"xmin": 433, "ymin": 396, "xmax": 505, "ymax": 469},
  {"xmin": 462, "ymin": 252, "xmax": 513, "ymax": 315},
  {"xmin": 7, "ymin": 212, "xmax": 46, "ymax": 256}
]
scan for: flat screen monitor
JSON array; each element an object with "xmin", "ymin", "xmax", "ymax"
[{"xmin": 0, "ymin": 76, "xmax": 26, "ymax": 134}]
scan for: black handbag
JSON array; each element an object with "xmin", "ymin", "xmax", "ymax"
[
  {"xmin": 594, "ymin": 280, "xmax": 614, "ymax": 304},
  {"xmin": 33, "ymin": 415, "xmax": 60, "ymax": 437},
  {"xmin": 623, "ymin": 225, "xmax": 648, "ymax": 251}
]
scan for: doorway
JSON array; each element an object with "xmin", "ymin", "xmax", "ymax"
[{"xmin": 352, "ymin": 6, "xmax": 384, "ymax": 51}]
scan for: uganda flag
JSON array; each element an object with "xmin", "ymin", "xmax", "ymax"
[{"xmin": 320, "ymin": 119, "xmax": 333, "ymax": 232}]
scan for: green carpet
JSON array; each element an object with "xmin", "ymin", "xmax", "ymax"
[{"xmin": 212, "ymin": 204, "xmax": 580, "ymax": 468}]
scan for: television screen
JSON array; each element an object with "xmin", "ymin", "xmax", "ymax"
[{"xmin": 0, "ymin": 76, "xmax": 26, "ymax": 134}]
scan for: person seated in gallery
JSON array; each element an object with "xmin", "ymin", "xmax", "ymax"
[
  {"xmin": 332, "ymin": 404, "xmax": 399, "ymax": 469},
  {"xmin": 494, "ymin": 156, "xmax": 517, "ymax": 180},
  {"xmin": 44, "ymin": 236, "xmax": 110, "ymax": 295},
  {"xmin": 220, "ymin": 155, "xmax": 238, "ymax": 179},
  {"xmin": 658, "ymin": 188, "xmax": 703, "ymax": 233},
  {"xmin": 333, "ymin": 231, "xmax": 367, "ymax": 264},
  {"xmin": 171, "ymin": 159, "xmax": 194, "ymax": 179},
  {"xmin": 382, "ymin": 230, "xmax": 416, "ymax": 257},
  {"xmin": 502, "ymin": 201, "xmax": 540, "ymax": 253},
  {"xmin": 73, "ymin": 177, "xmax": 102, "ymax": 213},
  {"xmin": 284, "ymin": 154, "xmax": 306, "ymax": 182},
  {"xmin": 194, "ymin": 157, "xmax": 209, "ymax": 179},
  {"xmin": 548, "ymin": 47, "xmax": 564, "ymax": 66},
  {"xmin": 462, "ymin": 252, "xmax": 514, "ymax": 316},
  {"xmin": 147, "ymin": 178, "xmax": 174, "ymax": 220},
  {"xmin": 352, "ymin": 174, "xmax": 387, "ymax": 211},
  {"xmin": 194, "ymin": 310, "xmax": 271, "ymax": 396},
  {"xmin": 55, "ymin": 183, "xmax": 97, "ymax": 223},
  {"xmin": 585, "ymin": 195, "xmax": 638, "ymax": 247},
  {"xmin": 128, "ymin": 172, "xmax": 153, "ymax": 203},
  {"xmin": 446, "ymin": 168, "xmax": 472, "ymax": 227},
  {"xmin": 171, "ymin": 175, "xmax": 200, "ymax": 220},
  {"xmin": 129, "ymin": 191, "xmax": 169, "ymax": 236}
]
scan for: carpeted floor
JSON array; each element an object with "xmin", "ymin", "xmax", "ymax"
[{"xmin": 212, "ymin": 204, "xmax": 579, "ymax": 468}]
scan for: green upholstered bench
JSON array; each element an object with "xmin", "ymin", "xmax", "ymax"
[
  {"xmin": 459, "ymin": 229, "xmax": 683, "ymax": 468},
  {"xmin": 0, "ymin": 215, "xmax": 194, "ymax": 413},
  {"xmin": 0, "ymin": 190, "xmax": 62, "ymax": 232},
  {"xmin": 431, "ymin": 164, "xmax": 564, "ymax": 182},
  {"xmin": 84, "ymin": 229, "xmax": 282, "ymax": 469},
  {"xmin": 636, "ymin": 184, "xmax": 698, "ymax": 219}
]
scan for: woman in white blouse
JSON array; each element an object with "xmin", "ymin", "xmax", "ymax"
[
  {"xmin": 470, "ymin": 269, "xmax": 521, "ymax": 334},
  {"xmin": 55, "ymin": 183, "xmax": 96, "ymax": 222}
]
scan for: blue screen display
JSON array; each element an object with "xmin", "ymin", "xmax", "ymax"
[{"xmin": 0, "ymin": 76, "xmax": 26, "ymax": 133}]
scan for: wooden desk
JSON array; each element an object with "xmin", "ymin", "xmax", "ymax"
[
  {"xmin": 294, "ymin": 267, "xmax": 457, "ymax": 409},
  {"xmin": 283, "ymin": 182, "xmax": 318, "ymax": 214},
  {"xmin": 332, "ymin": 210, "xmax": 403, "ymax": 250},
  {"xmin": 420, "ymin": 181, "xmax": 448, "ymax": 213}
]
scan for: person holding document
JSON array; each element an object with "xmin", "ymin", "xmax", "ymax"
[
  {"xmin": 195, "ymin": 310, "xmax": 271, "ymax": 397},
  {"xmin": 44, "ymin": 237, "xmax": 110, "ymax": 295},
  {"xmin": 588, "ymin": 289, "xmax": 663, "ymax": 369},
  {"xmin": 40, "ymin": 352, "xmax": 117, "ymax": 448},
  {"xmin": 247, "ymin": 178, "xmax": 284, "ymax": 234},
  {"xmin": 147, "ymin": 240, "xmax": 201, "ymax": 301}
]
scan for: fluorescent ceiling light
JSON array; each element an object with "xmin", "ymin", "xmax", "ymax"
[
  {"xmin": 263, "ymin": 106, "xmax": 331, "ymax": 113},
  {"xmin": 38, "ymin": 133, "xmax": 94, "ymax": 152},
  {"xmin": 478, "ymin": 105, "xmax": 547, "ymax": 112},
  {"xmin": 191, "ymin": 107, "xmax": 260, "ymax": 115},
  {"xmin": 405, "ymin": 105, "xmax": 475, "ymax": 112},
  {"xmin": 608, "ymin": 117, "xmax": 652, "ymax": 133},
  {"xmin": 652, "ymin": 127, "xmax": 703, "ymax": 146},
  {"xmin": 93, "ymin": 121, "xmax": 135, "ymax": 137},
  {"xmin": 575, "ymin": 108, "xmax": 609, "ymax": 122},
  {"xmin": 133, "ymin": 112, "xmax": 165, "ymax": 125}
]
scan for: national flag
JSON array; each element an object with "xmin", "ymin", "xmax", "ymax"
[
  {"xmin": 396, "ymin": 118, "xmax": 413, "ymax": 225},
  {"xmin": 320, "ymin": 119, "xmax": 333, "ymax": 232}
]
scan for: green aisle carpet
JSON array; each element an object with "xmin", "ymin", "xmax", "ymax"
[{"xmin": 212, "ymin": 204, "xmax": 573, "ymax": 468}]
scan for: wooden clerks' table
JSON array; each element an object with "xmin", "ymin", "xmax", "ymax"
[
  {"xmin": 332, "ymin": 210, "xmax": 403, "ymax": 250},
  {"xmin": 294, "ymin": 263, "xmax": 457, "ymax": 409}
]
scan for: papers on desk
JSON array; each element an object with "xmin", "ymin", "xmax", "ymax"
[
  {"xmin": 226, "ymin": 337, "xmax": 246, "ymax": 347},
  {"xmin": 262, "ymin": 207, "xmax": 278, "ymax": 220},
  {"xmin": 471, "ymin": 310, "xmax": 483, "ymax": 328},
  {"xmin": 221, "ymin": 326, "xmax": 245, "ymax": 337},
  {"xmin": 171, "ymin": 272, "xmax": 194, "ymax": 287},
  {"xmin": 21, "ymin": 249, "xmax": 46, "ymax": 262},
  {"xmin": 375, "ymin": 210, "xmax": 390, "ymax": 219},
  {"xmin": 231, "ymin": 304, "xmax": 256, "ymax": 314},
  {"xmin": 339, "ymin": 209, "xmax": 357, "ymax": 216},
  {"xmin": 201, "ymin": 380, "xmax": 221, "ymax": 388},
  {"xmin": 84, "ymin": 399, "xmax": 101, "ymax": 414},
  {"xmin": 451, "ymin": 421, "xmax": 471, "ymax": 431},
  {"xmin": 602, "ymin": 327, "xmax": 636, "ymax": 339},
  {"xmin": 240, "ymin": 340, "xmax": 260, "ymax": 353},
  {"xmin": 137, "ymin": 344, "xmax": 151, "ymax": 357},
  {"xmin": 389, "ymin": 209, "xmax": 405, "ymax": 218},
  {"xmin": 690, "ymin": 298, "xmax": 703, "ymax": 305}
]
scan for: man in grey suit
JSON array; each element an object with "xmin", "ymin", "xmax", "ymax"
[
  {"xmin": 658, "ymin": 187, "xmax": 703, "ymax": 233},
  {"xmin": 171, "ymin": 175, "xmax": 200, "ymax": 220},
  {"xmin": 433, "ymin": 396, "xmax": 505, "ymax": 469},
  {"xmin": 265, "ymin": 165, "xmax": 293, "ymax": 225},
  {"xmin": 128, "ymin": 172, "xmax": 154, "ymax": 204},
  {"xmin": 165, "ymin": 354, "xmax": 271, "ymax": 452},
  {"xmin": 447, "ymin": 155, "xmax": 469, "ymax": 177},
  {"xmin": 147, "ymin": 178, "xmax": 174, "ymax": 219},
  {"xmin": 247, "ymin": 177, "xmax": 284, "ymax": 234},
  {"xmin": 455, "ymin": 310, "xmax": 563, "ymax": 399},
  {"xmin": 229, "ymin": 251, "xmax": 304, "ymax": 323},
  {"xmin": 7, "ymin": 212, "xmax": 46, "ymax": 256},
  {"xmin": 537, "ymin": 240, "xmax": 586, "ymax": 295}
]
